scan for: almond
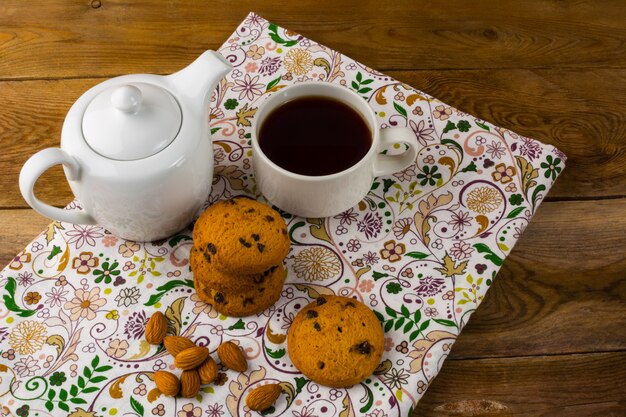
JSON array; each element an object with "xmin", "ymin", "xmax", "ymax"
[
  {"xmin": 174, "ymin": 346, "xmax": 210, "ymax": 370},
  {"xmin": 180, "ymin": 370, "xmax": 200, "ymax": 398},
  {"xmin": 163, "ymin": 336, "xmax": 196, "ymax": 357},
  {"xmin": 145, "ymin": 312, "xmax": 168, "ymax": 345},
  {"xmin": 217, "ymin": 341, "xmax": 248, "ymax": 372},
  {"xmin": 198, "ymin": 355, "xmax": 218, "ymax": 384},
  {"xmin": 153, "ymin": 370, "xmax": 180, "ymax": 397},
  {"xmin": 246, "ymin": 383, "xmax": 283, "ymax": 411}
]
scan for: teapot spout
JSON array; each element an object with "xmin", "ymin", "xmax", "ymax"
[{"xmin": 167, "ymin": 50, "xmax": 232, "ymax": 113}]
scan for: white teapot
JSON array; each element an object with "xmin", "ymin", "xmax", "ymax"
[{"xmin": 19, "ymin": 51, "xmax": 232, "ymax": 241}]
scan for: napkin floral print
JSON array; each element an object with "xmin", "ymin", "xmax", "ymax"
[{"xmin": 0, "ymin": 12, "xmax": 565, "ymax": 417}]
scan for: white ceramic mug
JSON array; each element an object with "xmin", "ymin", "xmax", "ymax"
[{"xmin": 252, "ymin": 82, "xmax": 418, "ymax": 218}]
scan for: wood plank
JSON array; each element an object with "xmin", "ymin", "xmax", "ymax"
[
  {"xmin": 451, "ymin": 198, "xmax": 626, "ymax": 358},
  {"xmin": 421, "ymin": 400, "xmax": 626, "ymax": 417},
  {"xmin": 2, "ymin": 199, "xmax": 625, "ymax": 359},
  {"xmin": 0, "ymin": 209, "xmax": 50, "ymax": 266},
  {"xmin": 0, "ymin": 78, "xmax": 95, "ymax": 208},
  {"xmin": 414, "ymin": 352, "xmax": 626, "ymax": 417},
  {"xmin": 393, "ymin": 69, "xmax": 626, "ymax": 199},
  {"xmin": 393, "ymin": 69, "xmax": 626, "ymax": 198},
  {"xmin": 0, "ymin": 0, "xmax": 625, "ymax": 79},
  {"xmin": 1, "ymin": 68, "xmax": 624, "ymax": 209}
]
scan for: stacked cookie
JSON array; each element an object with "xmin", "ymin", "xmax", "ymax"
[{"xmin": 190, "ymin": 197, "xmax": 290, "ymax": 317}]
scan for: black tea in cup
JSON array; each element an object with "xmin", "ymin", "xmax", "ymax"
[{"xmin": 258, "ymin": 96, "xmax": 371, "ymax": 176}]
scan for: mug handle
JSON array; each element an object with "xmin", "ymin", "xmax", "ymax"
[
  {"xmin": 374, "ymin": 127, "xmax": 418, "ymax": 177},
  {"xmin": 19, "ymin": 148, "xmax": 97, "ymax": 225}
]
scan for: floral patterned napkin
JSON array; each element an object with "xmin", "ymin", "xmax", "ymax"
[{"xmin": 0, "ymin": 12, "xmax": 565, "ymax": 417}]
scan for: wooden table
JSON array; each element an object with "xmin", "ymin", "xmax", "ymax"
[{"xmin": 1, "ymin": 1, "xmax": 624, "ymax": 416}]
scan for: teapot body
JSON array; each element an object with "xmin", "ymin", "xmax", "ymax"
[
  {"xmin": 19, "ymin": 51, "xmax": 231, "ymax": 241},
  {"xmin": 61, "ymin": 74, "xmax": 214, "ymax": 241}
]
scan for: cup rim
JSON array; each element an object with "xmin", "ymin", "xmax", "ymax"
[{"xmin": 252, "ymin": 81, "xmax": 379, "ymax": 182}]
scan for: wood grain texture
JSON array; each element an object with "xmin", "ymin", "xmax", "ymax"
[
  {"xmin": 0, "ymin": 0, "xmax": 625, "ymax": 79},
  {"xmin": 0, "ymin": 79, "xmax": 98, "ymax": 208},
  {"xmin": 1, "ymin": 68, "xmax": 625, "ymax": 209},
  {"xmin": 394, "ymin": 69, "xmax": 626, "ymax": 199},
  {"xmin": 414, "ymin": 352, "xmax": 626, "ymax": 416},
  {"xmin": 0, "ymin": 210, "xmax": 50, "ymax": 264},
  {"xmin": 452, "ymin": 198, "xmax": 626, "ymax": 358}
]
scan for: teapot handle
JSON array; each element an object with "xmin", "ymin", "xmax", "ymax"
[{"xmin": 19, "ymin": 148, "xmax": 97, "ymax": 225}]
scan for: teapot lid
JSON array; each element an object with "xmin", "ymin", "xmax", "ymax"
[{"xmin": 82, "ymin": 83, "xmax": 182, "ymax": 161}]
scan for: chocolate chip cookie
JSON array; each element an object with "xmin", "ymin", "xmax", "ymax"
[
  {"xmin": 194, "ymin": 263, "xmax": 286, "ymax": 317},
  {"xmin": 192, "ymin": 197, "xmax": 290, "ymax": 275},
  {"xmin": 190, "ymin": 245, "xmax": 279, "ymax": 292},
  {"xmin": 287, "ymin": 295, "xmax": 384, "ymax": 387}
]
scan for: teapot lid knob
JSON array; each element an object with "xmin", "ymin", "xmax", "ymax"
[
  {"xmin": 82, "ymin": 82, "xmax": 182, "ymax": 161},
  {"xmin": 111, "ymin": 85, "xmax": 143, "ymax": 113}
]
